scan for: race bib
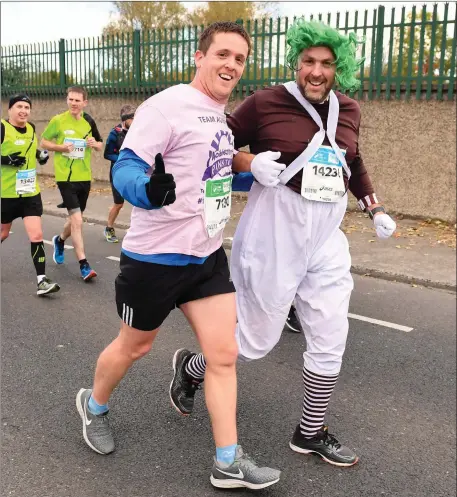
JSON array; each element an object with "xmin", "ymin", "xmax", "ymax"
[
  {"xmin": 204, "ymin": 176, "xmax": 232, "ymax": 238},
  {"xmin": 62, "ymin": 138, "xmax": 86, "ymax": 159},
  {"xmin": 16, "ymin": 168, "xmax": 37, "ymax": 195},
  {"xmin": 301, "ymin": 145, "xmax": 346, "ymax": 202}
]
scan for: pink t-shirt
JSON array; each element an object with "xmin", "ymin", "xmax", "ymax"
[{"xmin": 121, "ymin": 84, "xmax": 234, "ymax": 257}]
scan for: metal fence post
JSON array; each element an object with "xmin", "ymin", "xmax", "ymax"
[
  {"xmin": 133, "ymin": 29, "xmax": 141, "ymax": 89},
  {"xmin": 59, "ymin": 38, "xmax": 66, "ymax": 92},
  {"xmin": 375, "ymin": 5, "xmax": 385, "ymax": 97}
]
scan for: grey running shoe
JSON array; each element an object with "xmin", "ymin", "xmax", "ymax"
[
  {"xmin": 76, "ymin": 388, "xmax": 115, "ymax": 455},
  {"xmin": 289, "ymin": 424, "xmax": 359, "ymax": 467},
  {"xmin": 37, "ymin": 276, "xmax": 60, "ymax": 296},
  {"xmin": 169, "ymin": 348, "xmax": 203, "ymax": 416},
  {"xmin": 210, "ymin": 446, "xmax": 281, "ymax": 490}
]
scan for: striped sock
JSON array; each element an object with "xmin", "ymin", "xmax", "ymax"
[
  {"xmin": 300, "ymin": 368, "xmax": 339, "ymax": 438},
  {"xmin": 185, "ymin": 353, "xmax": 206, "ymax": 380}
]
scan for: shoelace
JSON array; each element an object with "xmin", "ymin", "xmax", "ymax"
[
  {"xmin": 236, "ymin": 450, "xmax": 259, "ymax": 469},
  {"xmin": 322, "ymin": 429, "xmax": 342, "ymax": 450},
  {"xmin": 96, "ymin": 412, "xmax": 110, "ymax": 422},
  {"xmin": 91, "ymin": 412, "xmax": 111, "ymax": 436},
  {"xmin": 183, "ymin": 379, "xmax": 202, "ymax": 396}
]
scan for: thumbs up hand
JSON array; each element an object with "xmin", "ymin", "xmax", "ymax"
[{"xmin": 145, "ymin": 153, "xmax": 176, "ymax": 207}]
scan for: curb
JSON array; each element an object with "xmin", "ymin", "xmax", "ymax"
[
  {"xmin": 221, "ymin": 239, "xmax": 455, "ymax": 292},
  {"xmin": 43, "ymin": 208, "xmax": 132, "ymax": 230},
  {"xmin": 42, "ymin": 208, "xmax": 456, "ymax": 293},
  {"xmin": 349, "ymin": 265, "xmax": 456, "ymax": 293}
]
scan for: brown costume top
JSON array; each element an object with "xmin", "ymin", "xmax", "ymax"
[{"xmin": 227, "ymin": 85, "xmax": 376, "ymax": 205}]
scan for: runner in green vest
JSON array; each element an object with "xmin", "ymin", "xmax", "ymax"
[
  {"xmin": 41, "ymin": 86, "xmax": 103, "ymax": 281},
  {"xmin": 1, "ymin": 94, "xmax": 60, "ymax": 295}
]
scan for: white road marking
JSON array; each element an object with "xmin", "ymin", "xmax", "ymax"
[
  {"xmin": 102, "ymin": 258, "xmax": 414, "ymax": 332},
  {"xmin": 348, "ymin": 313, "xmax": 413, "ymax": 332},
  {"xmin": 43, "ymin": 239, "xmax": 74, "ymax": 250}
]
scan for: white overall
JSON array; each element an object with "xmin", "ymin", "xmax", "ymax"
[{"xmin": 231, "ymin": 83, "xmax": 354, "ymax": 376}]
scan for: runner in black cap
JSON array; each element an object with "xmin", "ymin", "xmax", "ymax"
[{"xmin": 1, "ymin": 94, "xmax": 60, "ymax": 295}]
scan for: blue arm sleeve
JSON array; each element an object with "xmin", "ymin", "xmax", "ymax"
[
  {"xmin": 232, "ymin": 172, "xmax": 254, "ymax": 192},
  {"xmin": 104, "ymin": 130, "xmax": 120, "ymax": 162},
  {"xmin": 112, "ymin": 148, "xmax": 158, "ymax": 210}
]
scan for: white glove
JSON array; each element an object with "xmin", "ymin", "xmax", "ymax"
[
  {"xmin": 374, "ymin": 213, "xmax": 396, "ymax": 239},
  {"xmin": 251, "ymin": 151, "xmax": 286, "ymax": 187}
]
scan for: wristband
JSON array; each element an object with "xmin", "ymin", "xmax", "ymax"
[{"xmin": 367, "ymin": 206, "xmax": 386, "ymax": 220}]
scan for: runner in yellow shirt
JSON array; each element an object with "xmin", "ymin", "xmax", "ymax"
[
  {"xmin": 41, "ymin": 86, "xmax": 103, "ymax": 281},
  {"xmin": 1, "ymin": 94, "xmax": 60, "ymax": 295}
]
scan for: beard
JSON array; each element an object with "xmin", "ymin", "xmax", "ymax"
[{"xmin": 299, "ymin": 80, "xmax": 333, "ymax": 104}]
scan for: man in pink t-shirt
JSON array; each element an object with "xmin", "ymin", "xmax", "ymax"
[
  {"xmin": 75, "ymin": 21, "xmax": 280, "ymax": 491},
  {"xmin": 173, "ymin": 19, "xmax": 397, "ymax": 471}
]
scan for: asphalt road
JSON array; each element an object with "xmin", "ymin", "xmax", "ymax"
[{"xmin": 2, "ymin": 215, "xmax": 456, "ymax": 497}]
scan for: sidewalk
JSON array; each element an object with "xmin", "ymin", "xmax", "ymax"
[{"xmin": 39, "ymin": 177, "xmax": 456, "ymax": 291}]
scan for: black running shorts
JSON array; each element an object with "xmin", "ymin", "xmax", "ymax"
[
  {"xmin": 115, "ymin": 246, "xmax": 235, "ymax": 331},
  {"xmin": 57, "ymin": 181, "xmax": 91, "ymax": 212},
  {"xmin": 1, "ymin": 193, "xmax": 43, "ymax": 224},
  {"xmin": 109, "ymin": 166, "xmax": 124, "ymax": 205}
]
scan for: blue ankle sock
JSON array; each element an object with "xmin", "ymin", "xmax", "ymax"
[
  {"xmin": 216, "ymin": 444, "xmax": 237, "ymax": 465},
  {"xmin": 88, "ymin": 394, "xmax": 109, "ymax": 415}
]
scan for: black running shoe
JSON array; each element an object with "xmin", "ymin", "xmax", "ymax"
[
  {"xmin": 289, "ymin": 425, "xmax": 359, "ymax": 467},
  {"xmin": 285, "ymin": 306, "xmax": 302, "ymax": 333},
  {"xmin": 169, "ymin": 348, "xmax": 203, "ymax": 416}
]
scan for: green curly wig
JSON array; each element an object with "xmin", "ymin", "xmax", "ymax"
[{"xmin": 286, "ymin": 19, "xmax": 365, "ymax": 91}]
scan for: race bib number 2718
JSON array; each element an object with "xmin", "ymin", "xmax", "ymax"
[{"xmin": 62, "ymin": 138, "xmax": 86, "ymax": 159}]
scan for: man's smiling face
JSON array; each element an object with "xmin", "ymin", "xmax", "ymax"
[
  {"xmin": 8, "ymin": 101, "xmax": 31, "ymax": 126},
  {"xmin": 296, "ymin": 46, "xmax": 337, "ymax": 103},
  {"xmin": 194, "ymin": 32, "xmax": 249, "ymax": 104}
]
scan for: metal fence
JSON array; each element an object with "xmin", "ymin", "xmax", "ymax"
[{"xmin": 1, "ymin": 3, "xmax": 456, "ymax": 100}]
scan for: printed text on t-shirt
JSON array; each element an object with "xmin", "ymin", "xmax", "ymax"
[{"xmin": 198, "ymin": 116, "xmax": 226, "ymax": 124}]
